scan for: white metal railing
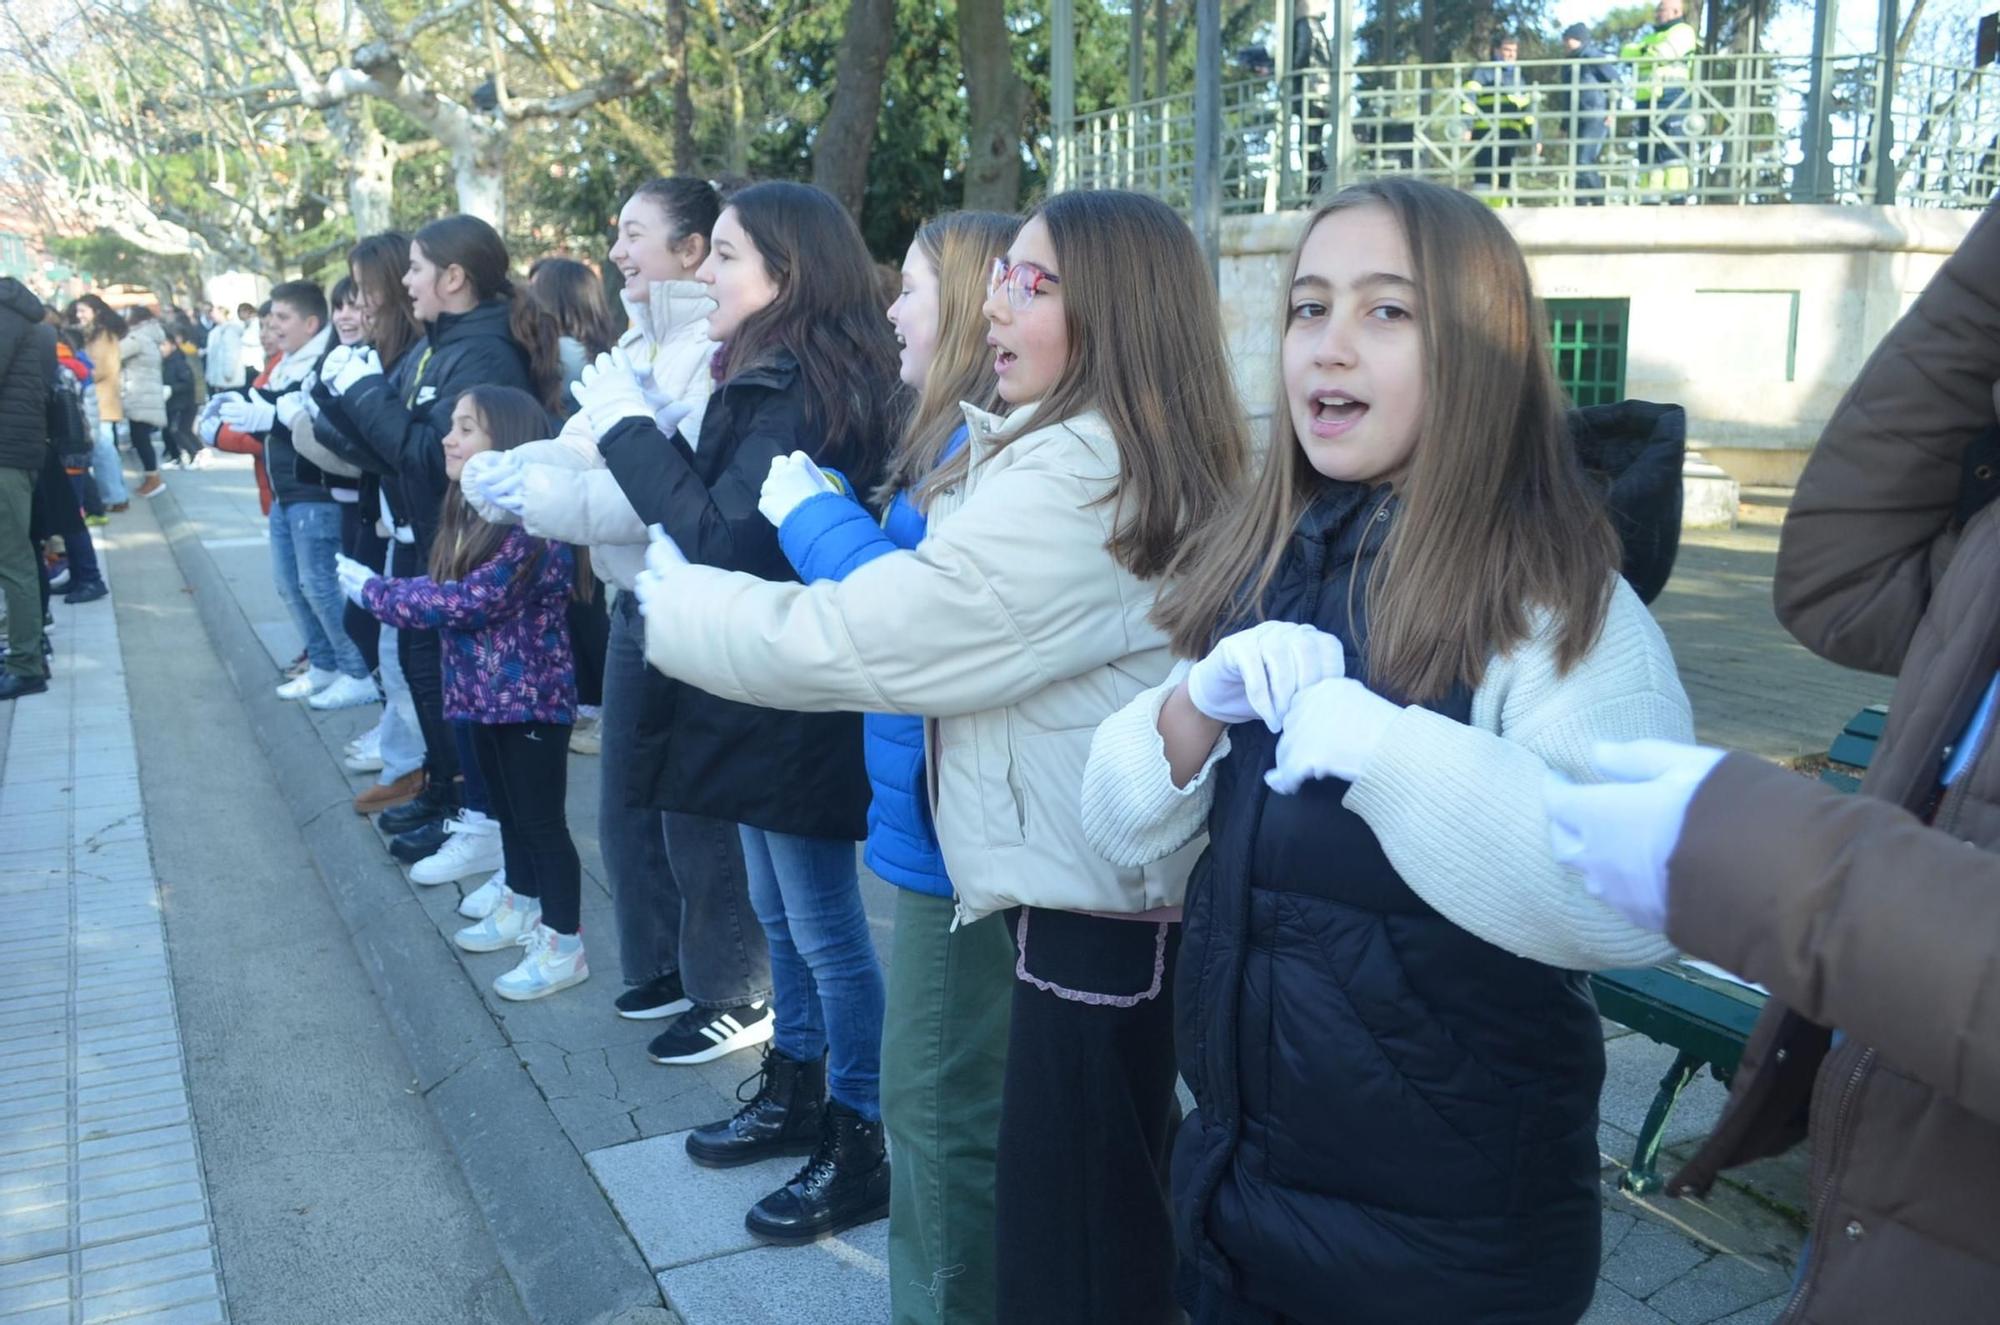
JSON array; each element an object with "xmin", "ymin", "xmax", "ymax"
[{"xmin": 1070, "ymin": 52, "xmax": 2000, "ymax": 210}]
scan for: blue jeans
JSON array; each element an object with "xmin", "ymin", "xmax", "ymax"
[
  {"xmin": 374, "ymin": 626, "xmax": 426, "ymax": 781},
  {"xmin": 91, "ymin": 423, "xmax": 128, "ymax": 505},
  {"xmin": 739, "ymin": 825, "xmax": 884, "ymax": 1118},
  {"xmin": 270, "ymin": 501, "xmax": 367, "ymax": 677}
]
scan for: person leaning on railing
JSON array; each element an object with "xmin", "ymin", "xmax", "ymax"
[
  {"xmin": 1460, "ymin": 34, "xmax": 1535, "ymax": 197},
  {"xmin": 1621, "ymin": 0, "xmax": 1701, "ymax": 200}
]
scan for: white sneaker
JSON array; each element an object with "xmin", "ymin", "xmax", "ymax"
[
  {"xmin": 410, "ymin": 812, "xmax": 504, "ymax": 885},
  {"xmin": 344, "ymin": 748, "xmax": 386, "ymax": 774},
  {"xmin": 493, "ymin": 925, "xmax": 589, "ymax": 1002},
  {"xmin": 458, "ymin": 868, "xmax": 508, "ymax": 920},
  {"xmin": 308, "ymin": 673, "xmax": 382, "ymax": 711},
  {"xmin": 276, "ymin": 667, "xmax": 336, "ymax": 700},
  {"xmin": 453, "ymin": 889, "xmax": 539, "ymax": 952}
]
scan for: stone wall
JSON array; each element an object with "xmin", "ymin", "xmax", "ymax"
[{"xmin": 1219, "ymin": 204, "xmax": 1982, "ymax": 487}]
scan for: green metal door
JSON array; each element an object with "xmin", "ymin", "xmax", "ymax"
[{"xmin": 1546, "ymin": 298, "xmax": 1629, "ymax": 407}]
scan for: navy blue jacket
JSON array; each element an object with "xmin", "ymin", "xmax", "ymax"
[
  {"xmin": 1173, "ymin": 482, "xmax": 1603, "ymax": 1324},
  {"xmin": 326, "ymin": 301, "xmax": 534, "ymax": 556},
  {"xmin": 1564, "ymin": 44, "xmax": 1620, "ymax": 115},
  {"xmin": 773, "ymin": 427, "xmax": 968, "ymax": 895}
]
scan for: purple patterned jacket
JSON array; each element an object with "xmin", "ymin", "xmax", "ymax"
[{"xmin": 361, "ymin": 528, "xmax": 577, "ymax": 725}]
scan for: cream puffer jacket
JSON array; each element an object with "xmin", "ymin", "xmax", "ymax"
[
  {"xmin": 465, "ymin": 279, "xmax": 716, "ymax": 589},
  {"xmin": 637, "ymin": 402, "xmax": 1202, "ymax": 925},
  {"xmin": 118, "ymin": 320, "xmax": 168, "ymax": 427}
]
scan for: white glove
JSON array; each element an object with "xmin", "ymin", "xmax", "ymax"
[
  {"xmin": 631, "ymin": 524, "xmax": 688, "ymax": 619},
  {"xmin": 460, "ymin": 450, "xmax": 524, "ymax": 519},
  {"xmin": 328, "ymin": 346, "xmax": 383, "ymax": 396},
  {"xmin": 571, "ymin": 352, "xmax": 654, "ymax": 439},
  {"xmin": 758, "ymin": 451, "xmax": 839, "ymax": 528},
  {"xmin": 1185, "ymin": 621, "xmax": 1346, "ymax": 732},
  {"xmin": 217, "ymin": 393, "xmax": 276, "ymax": 433},
  {"xmin": 197, "ymin": 413, "xmax": 222, "ymax": 446},
  {"xmin": 1264, "ymin": 676, "xmax": 1404, "ymax": 793},
  {"xmin": 334, "ymin": 552, "xmax": 380, "ymax": 605},
  {"xmin": 163, "ymin": 385, "xmax": 173, "ymax": 403},
  {"xmin": 484, "ymin": 462, "xmax": 529, "ymax": 517},
  {"xmin": 611, "ymin": 343, "xmax": 695, "ymax": 438},
  {"xmin": 275, "ymin": 392, "xmax": 307, "ymax": 430},
  {"xmin": 1544, "ymin": 740, "xmax": 1729, "ymax": 934},
  {"xmin": 320, "ymin": 345, "xmax": 355, "ymax": 383}
]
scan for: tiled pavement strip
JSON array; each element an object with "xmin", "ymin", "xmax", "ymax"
[{"xmin": 0, "ymin": 594, "xmax": 227, "ymax": 1325}]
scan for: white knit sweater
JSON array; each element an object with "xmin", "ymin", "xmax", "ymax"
[{"xmin": 1080, "ymin": 577, "xmax": 1689, "ymax": 971}]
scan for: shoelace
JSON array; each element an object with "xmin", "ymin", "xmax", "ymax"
[{"xmin": 513, "ymin": 924, "xmax": 555, "ymax": 957}]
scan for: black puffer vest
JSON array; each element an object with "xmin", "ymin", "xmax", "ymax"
[{"xmin": 1173, "ymin": 482, "xmax": 1603, "ymax": 1324}]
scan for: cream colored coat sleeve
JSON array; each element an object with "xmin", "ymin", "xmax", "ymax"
[
  {"xmin": 641, "ymin": 447, "xmax": 1145, "ymax": 719},
  {"xmin": 1343, "ymin": 583, "xmax": 1689, "ymax": 970},
  {"xmin": 514, "ymin": 465, "xmax": 649, "ymax": 546}
]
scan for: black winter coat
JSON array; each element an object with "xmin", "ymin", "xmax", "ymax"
[
  {"xmin": 1173, "ymin": 483, "xmax": 1604, "ymax": 1325},
  {"xmin": 1571, "ymin": 400, "xmax": 1686, "ymax": 605},
  {"xmin": 331, "ymin": 301, "xmax": 534, "ymax": 555},
  {"xmin": 597, "ymin": 350, "xmax": 882, "ymax": 841},
  {"xmin": 0, "ymin": 279, "xmax": 54, "ymax": 473}
]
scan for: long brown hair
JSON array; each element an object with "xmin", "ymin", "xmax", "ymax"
[
  {"xmin": 878, "ymin": 211, "xmax": 1019, "ymax": 509},
  {"xmin": 429, "ymin": 386, "xmax": 560, "ymax": 585},
  {"xmin": 413, "ymin": 215, "xmax": 566, "ymax": 415},
  {"xmin": 1153, "ymin": 178, "xmax": 1619, "ymax": 702},
  {"xmin": 719, "ymin": 182, "xmax": 903, "ymax": 481},
  {"xmin": 528, "ymin": 257, "xmax": 618, "ymax": 358},
  {"xmin": 1010, "ymin": 189, "xmax": 1248, "ymax": 581},
  {"xmin": 348, "ymin": 233, "xmax": 422, "ymax": 369}
]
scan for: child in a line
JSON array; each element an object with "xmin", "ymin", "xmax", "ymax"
[{"xmin": 338, "ymin": 385, "xmax": 586, "ymax": 1002}]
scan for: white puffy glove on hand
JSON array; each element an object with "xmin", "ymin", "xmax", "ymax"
[
  {"xmin": 612, "ymin": 344, "xmax": 696, "ymax": 439},
  {"xmin": 334, "ymin": 552, "xmax": 380, "ymax": 605},
  {"xmin": 631, "ymin": 524, "xmax": 687, "ymax": 620},
  {"xmin": 572, "ymin": 352, "xmax": 654, "ymax": 440},
  {"xmin": 1185, "ymin": 621, "xmax": 1347, "ymax": 732},
  {"xmin": 197, "ymin": 412, "xmax": 223, "ymax": 446},
  {"xmin": 459, "ymin": 450, "xmax": 523, "ymax": 520},
  {"xmin": 1264, "ymin": 676, "xmax": 1404, "ymax": 793},
  {"xmin": 758, "ymin": 451, "xmax": 839, "ymax": 528},
  {"xmin": 275, "ymin": 391, "xmax": 307, "ymax": 430},
  {"xmin": 217, "ymin": 393, "xmax": 276, "ymax": 433},
  {"xmin": 328, "ymin": 346, "xmax": 383, "ymax": 396},
  {"xmin": 320, "ymin": 345, "xmax": 355, "ymax": 384},
  {"xmin": 1543, "ymin": 740, "xmax": 1729, "ymax": 934}
]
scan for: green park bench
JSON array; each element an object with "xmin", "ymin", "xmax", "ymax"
[{"xmin": 1587, "ymin": 703, "xmax": 1887, "ymax": 1193}]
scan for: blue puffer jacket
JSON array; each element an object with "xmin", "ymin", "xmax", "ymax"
[{"xmin": 773, "ymin": 430, "xmax": 965, "ymax": 897}]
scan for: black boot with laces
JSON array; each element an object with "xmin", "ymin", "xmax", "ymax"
[
  {"xmin": 684, "ymin": 1047, "xmax": 825, "ymax": 1168},
  {"xmin": 744, "ymin": 1098, "xmax": 891, "ymax": 1246}
]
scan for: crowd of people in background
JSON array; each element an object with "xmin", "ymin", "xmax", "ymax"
[{"xmin": 2, "ymin": 161, "xmax": 1994, "ymax": 1325}]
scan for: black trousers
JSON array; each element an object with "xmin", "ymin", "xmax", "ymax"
[
  {"xmin": 31, "ymin": 446, "xmax": 101, "ymax": 590},
  {"xmin": 128, "ymin": 420, "xmax": 160, "ymax": 473},
  {"xmin": 566, "ymin": 590, "xmax": 609, "ymax": 709},
  {"xmin": 341, "ymin": 503, "xmax": 381, "ymax": 674},
  {"xmin": 995, "ymin": 908, "xmax": 1182, "ymax": 1325},
  {"xmin": 470, "ymin": 722, "xmax": 581, "ymax": 933},
  {"xmin": 392, "ymin": 541, "xmax": 458, "ymax": 794}
]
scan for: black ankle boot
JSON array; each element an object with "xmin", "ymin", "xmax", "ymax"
[
  {"xmin": 685, "ymin": 1048, "xmax": 825, "ymax": 1169},
  {"xmin": 744, "ymin": 1098, "xmax": 890, "ymax": 1245}
]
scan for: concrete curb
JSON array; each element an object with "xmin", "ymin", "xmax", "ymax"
[{"xmin": 149, "ymin": 487, "xmax": 668, "ymax": 1325}]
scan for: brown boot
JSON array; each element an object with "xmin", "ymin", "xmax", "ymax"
[
  {"xmin": 354, "ymin": 770, "xmax": 425, "ymax": 815},
  {"xmin": 136, "ymin": 473, "xmax": 165, "ymax": 499}
]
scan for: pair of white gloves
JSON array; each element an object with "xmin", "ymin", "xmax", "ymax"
[
  {"xmin": 461, "ymin": 348, "xmax": 702, "ymax": 519},
  {"xmin": 1188, "ymin": 621, "xmax": 1728, "ymax": 941}
]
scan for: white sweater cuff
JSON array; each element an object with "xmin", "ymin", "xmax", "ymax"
[{"xmin": 1082, "ymin": 669, "xmax": 1230, "ymax": 869}]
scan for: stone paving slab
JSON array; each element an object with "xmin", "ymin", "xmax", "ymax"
[{"xmin": 0, "ymin": 569, "xmax": 230, "ymax": 1324}]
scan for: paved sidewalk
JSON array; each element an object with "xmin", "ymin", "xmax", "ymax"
[
  {"xmin": 0, "ymin": 576, "xmax": 229, "ymax": 1323},
  {"xmin": 151, "ymin": 456, "xmax": 1877, "ymax": 1324}
]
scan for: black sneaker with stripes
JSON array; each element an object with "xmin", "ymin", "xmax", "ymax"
[{"xmin": 647, "ymin": 1001, "xmax": 775, "ymax": 1066}]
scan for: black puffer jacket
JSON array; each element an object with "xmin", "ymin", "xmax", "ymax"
[
  {"xmin": 1572, "ymin": 399, "xmax": 1686, "ymax": 604},
  {"xmin": 0, "ymin": 279, "xmax": 54, "ymax": 473},
  {"xmin": 597, "ymin": 350, "xmax": 884, "ymax": 841},
  {"xmin": 328, "ymin": 301, "xmax": 533, "ymax": 555},
  {"xmin": 1173, "ymin": 481, "xmax": 1604, "ymax": 1324}
]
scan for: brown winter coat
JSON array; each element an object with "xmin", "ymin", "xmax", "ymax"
[{"xmin": 1662, "ymin": 201, "xmax": 2000, "ymax": 1323}]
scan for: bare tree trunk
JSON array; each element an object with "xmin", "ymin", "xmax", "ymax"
[
  {"xmin": 958, "ymin": 0, "xmax": 1025, "ymax": 209},
  {"xmin": 670, "ymin": 0, "xmax": 696, "ymax": 171},
  {"xmin": 451, "ymin": 129, "xmax": 508, "ymax": 225},
  {"xmin": 812, "ymin": 0, "xmax": 897, "ymax": 216},
  {"xmin": 330, "ymin": 101, "xmax": 395, "ymax": 235}
]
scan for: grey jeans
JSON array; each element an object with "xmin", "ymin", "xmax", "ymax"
[{"xmin": 601, "ymin": 593, "xmax": 772, "ymax": 1008}]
